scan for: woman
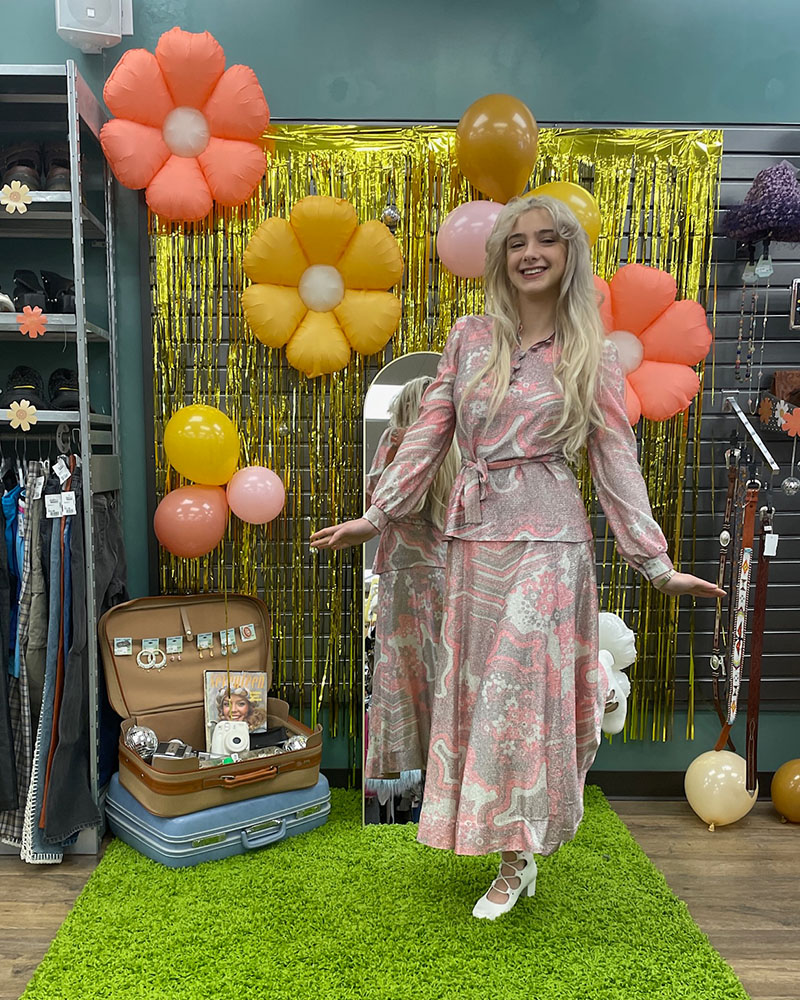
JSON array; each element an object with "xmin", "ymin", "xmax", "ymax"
[
  {"xmin": 311, "ymin": 196, "xmax": 723, "ymax": 920},
  {"xmin": 365, "ymin": 376, "xmax": 459, "ymax": 779}
]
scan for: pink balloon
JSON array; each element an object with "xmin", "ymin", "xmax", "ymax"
[
  {"xmin": 436, "ymin": 200, "xmax": 503, "ymax": 278},
  {"xmin": 226, "ymin": 466, "xmax": 286, "ymax": 524},
  {"xmin": 153, "ymin": 485, "xmax": 228, "ymax": 558}
]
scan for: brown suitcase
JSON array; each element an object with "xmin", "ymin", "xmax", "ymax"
[{"xmin": 98, "ymin": 593, "xmax": 322, "ymax": 817}]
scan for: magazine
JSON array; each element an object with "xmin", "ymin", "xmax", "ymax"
[{"xmin": 203, "ymin": 670, "xmax": 269, "ymax": 749}]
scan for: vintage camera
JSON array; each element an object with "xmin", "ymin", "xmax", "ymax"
[
  {"xmin": 210, "ymin": 720, "xmax": 250, "ymax": 755},
  {"xmin": 151, "ymin": 738, "xmax": 194, "ymax": 762}
]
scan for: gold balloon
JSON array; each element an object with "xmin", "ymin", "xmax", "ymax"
[
  {"xmin": 684, "ymin": 750, "xmax": 758, "ymax": 831},
  {"xmin": 163, "ymin": 404, "xmax": 240, "ymax": 486},
  {"xmin": 455, "ymin": 94, "xmax": 538, "ymax": 204},
  {"xmin": 525, "ymin": 181, "xmax": 602, "ymax": 246},
  {"xmin": 771, "ymin": 758, "xmax": 800, "ymax": 822}
]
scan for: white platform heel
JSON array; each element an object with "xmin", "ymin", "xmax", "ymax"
[{"xmin": 472, "ymin": 851, "xmax": 537, "ymax": 920}]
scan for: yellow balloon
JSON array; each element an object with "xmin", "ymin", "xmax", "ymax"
[
  {"xmin": 684, "ymin": 750, "xmax": 758, "ymax": 831},
  {"xmin": 525, "ymin": 181, "xmax": 602, "ymax": 247},
  {"xmin": 163, "ymin": 404, "xmax": 240, "ymax": 486},
  {"xmin": 771, "ymin": 758, "xmax": 800, "ymax": 822}
]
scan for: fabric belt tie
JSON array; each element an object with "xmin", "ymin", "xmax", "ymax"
[{"xmin": 461, "ymin": 454, "xmax": 564, "ymax": 525}]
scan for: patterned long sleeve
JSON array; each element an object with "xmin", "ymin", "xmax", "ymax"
[
  {"xmin": 365, "ymin": 427, "xmax": 396, "ymax": 508},
  {"xmin": 364, "ymin": 322, "xmax": 460, "ymax": 531},
  {"xmin": 587, "ymin": 342, "xmax": 674, "ymax": 582}
]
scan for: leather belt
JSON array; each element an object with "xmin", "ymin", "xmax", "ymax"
[
  {"xmin": 710, "ymin": 437, "xmax": 740, "ymax": 749},
  {"xmin": 745, "ymin": 507, "xmax": 774, "ymax": 793},
  {"xmin": 715, "ymin": 476, "xmax": 760, "ymax": 752},
  {"xmin": 461, "ymin": 454, "xmax": 564, "ymax": 524}
]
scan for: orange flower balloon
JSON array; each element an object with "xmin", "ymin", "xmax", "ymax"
[
  {"xmin": 594, "ymin": 264, "xmax": 712, "ymax": 424},
  {"xmin": 455, "ymin": 94, "xmax": 538, "ymax": 203},
  {"xmin": 100, "ymin": 27, "xmax": 269, "ymax": 222}
]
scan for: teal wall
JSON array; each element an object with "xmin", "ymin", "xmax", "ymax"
[{"xmin": 3, "ymin": 0, "xmax": 799, "ymax": 776}]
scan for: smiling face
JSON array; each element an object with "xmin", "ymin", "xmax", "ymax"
[
  {"xmin": 222, "ymin": 694, "xmax": 252, "ymax": 722},
  {"xmin": 505, "ymin": 208, "xmax": 567, "ymax": 301}
]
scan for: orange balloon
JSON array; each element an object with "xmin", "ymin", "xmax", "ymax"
[
  {"xmin": 525, "ymin": 181, "xmax": 602, "ymax": 246},
  {"xmin": 771, "ymin": 758, "xmax": 800, "ymax": 822},
  {"xmin": 456, "ymin": 94, "xmax": 538, "ymax": 203}
]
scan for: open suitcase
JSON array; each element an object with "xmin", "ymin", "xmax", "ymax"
[
  {"xmin": 99, "ymin": 593, "xmax": 323, "ymax": 817},
  {"xmin": 106, "ymin": 771, "xmax": 331, "ymax": 867}
]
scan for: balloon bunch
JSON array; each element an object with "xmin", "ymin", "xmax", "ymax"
[
  {"xmin": 436, "ymin": 94, "xmax": 601, "ymax": 279},
  {"xmin": 154, "ymin": 404, "xmax": 285, "ymax": 558}
]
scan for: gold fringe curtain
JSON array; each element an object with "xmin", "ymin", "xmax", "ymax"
[{"xmin": 149, "ymin": 124, "xmax": 722, "ymax": 764}]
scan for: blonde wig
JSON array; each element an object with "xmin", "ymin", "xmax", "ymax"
[
  {"xmin": 389, "ymin": 375, "xmax": 461, "ymax": 530},
  {"xmin": 460, "ymin": 195, "xmax": 608, "ymax": 463}
]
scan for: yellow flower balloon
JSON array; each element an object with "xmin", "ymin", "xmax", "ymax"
[
  {"xmin": 163, "ymin": 404, "xmax": 240, "ymax": 485},
  {"xmin": 242, "ymin": 195, "xmax": 404, "ymax": 377}
]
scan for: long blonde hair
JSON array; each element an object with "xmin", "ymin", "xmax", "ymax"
[
  {"xmin": 389, "ymin": 375, "xmax": 460, "ymax": 531},
  {"xmin": 459, "ymin": 195, "xmax": 607, "ymax": 463}
]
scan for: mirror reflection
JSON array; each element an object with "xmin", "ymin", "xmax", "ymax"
[{"xmin": 363, "ymin": 352, "xmax": 460, "ymax": 824}]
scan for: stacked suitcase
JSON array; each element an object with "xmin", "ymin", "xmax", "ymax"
[{"xmin": 100, "ymin": 594, "xmax": 330, "ymax": 867}]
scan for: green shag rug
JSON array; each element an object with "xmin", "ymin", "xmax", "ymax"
[{"xmin": 22, "ymin": 787, "xmax": 749, "ymax": 1000}]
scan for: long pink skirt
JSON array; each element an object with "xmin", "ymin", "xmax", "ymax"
[
  {"xmin": 416, "ymin": 539, "xmax": 608, "ymax": 856},
  {"xmin": 365, "ymin": 566, "xmax": 445, "ymax": 778}
]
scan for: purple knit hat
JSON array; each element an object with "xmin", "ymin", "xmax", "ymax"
[{"xmin": 723, "ymin": 160, "xmax": 800, "ymax": 244}]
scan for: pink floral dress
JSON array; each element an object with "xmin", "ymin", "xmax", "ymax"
[
  {"xmin": 365, "ymin": 315, "xmax": 673, "ymax": 856},
  {"xmin": 365, "ymin": 428, "xmax": 447, "ymax": 777}
]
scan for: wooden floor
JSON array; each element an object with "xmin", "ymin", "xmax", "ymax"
[{"xmin": 0, "ymin": 802, "xmax": 797, "ymax": 1000}]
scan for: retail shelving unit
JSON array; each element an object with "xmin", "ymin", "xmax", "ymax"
[{"xmin": 0, "ymin": 62, "xmax": 120, "ymax": 854}]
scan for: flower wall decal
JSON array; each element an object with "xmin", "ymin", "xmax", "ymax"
[
  {"xmin": 594, "ymin": 263, "xmax": 712, "ymax": 424},
  {"xmin": 100, "ymin": 27, "xmax": 269, "ymax": 222},
  {"xmin": 1, "ymin": 180, "xmax": 32, "ymax": 215},
  {"xmin": 242, "ymin": 195, "xmax": 404, "ymax": 377},
  {"xmin": 17, "ymin": 305, "xmax": 47, "ymax": 339},
  {"xmin": 8, "ymin": 400, "xmax": 37, "ymax": 432}
]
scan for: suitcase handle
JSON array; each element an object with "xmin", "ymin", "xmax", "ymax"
[
  {"xmin": 240, "ymin": 819, "xmax": 286, "ymax": 851},
  {"xmin": 216, "ymin": 766, "xmax": 279, "ymax": 788}
]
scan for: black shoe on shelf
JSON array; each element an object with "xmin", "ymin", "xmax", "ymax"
[
  {"xmin": 40, "ymin": 270, "xmax": 75, "ymax": 314},
  {"xmin": 0, "ymin": 365, "xmax": 48, "ymax": 410},
  {"xmin": 12, "ymin": 270, "xmax": 46, "ymax": 311},
  {"xmin": 1, "ymin": 141, "xmax": 42, "ymax": 190},
  {"xmin": 42, "ymin": 141, "xmax": 70, "ymax": 192}
]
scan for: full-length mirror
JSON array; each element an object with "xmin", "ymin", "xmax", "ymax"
[{"xmin": 362, "ymin": 352, "xmax": 460, "ymax": 825}]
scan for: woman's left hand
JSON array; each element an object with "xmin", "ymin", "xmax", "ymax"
[{"xmin": 654, "ymin": 572, "xmax": 726, "ymax": 599}]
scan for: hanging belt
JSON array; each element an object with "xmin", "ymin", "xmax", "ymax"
[
  {"xmin": 460, "ymin": 454, "xmax": 564, "ymax": 524},
  {"xmin": 715, "ymin": 476, "xmax": 760, "ymax": 752},
  {"xmin": 710, "ymin": 441, "xmax": 740, "ymax": 748},
  {"xmin": 744, "ymin": 507, "xmax": 774, "ymax": 793}
]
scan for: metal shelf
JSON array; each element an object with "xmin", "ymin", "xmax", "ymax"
[
  {"xmin": 0, "ymin": 191, "xmax": 106, "ymax": 240},
  {"xmin": 0, "ymin": 312, "xmax": 109, "ymax": 341}
]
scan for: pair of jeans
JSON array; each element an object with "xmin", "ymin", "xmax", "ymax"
[
  {"xmin": 0, "ymin": 525, "xmax": 16, "ymax": 810},
  {"xmin": 2, "ymin": 485, "xmax": 22, "ymax": 675},
  {"xmin": 43, "ymin": 490, "xmax": 128, "ymax": 844}
]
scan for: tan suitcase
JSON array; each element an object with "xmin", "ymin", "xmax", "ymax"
[{"xmin": 98, "ymin": 593, "xmax": 322, "ymax": 817}]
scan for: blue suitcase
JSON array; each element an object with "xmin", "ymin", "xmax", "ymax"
[{"xmin": 105, "ymin": 772, "xmax": 330, "ymax": 867}]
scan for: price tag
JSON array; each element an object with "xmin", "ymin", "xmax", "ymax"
[
  {"xmin": 764, "ymin": 532, "xmax": 779, "ymax": 557},
  {"xmin": 114, "ymin": 637, "xmax": 133, "ymax": 656},
  {"xmin": 219, "ymin": 628, "xmax": 236, "ymax": 649},
  {"xmin": 197, "ymin": 632, "xmax": 213, "ymax": 650},
  {"xmin": 45, "ymin": 494, "xmax": 63, "ymax": 519},
  {"xmin": 141, "ymin": 638, "xmax": 161, "ymax": 652},
  {"xmin": 240, "ymin": 623, "xmax": 257, "ymax": 642},
  {"xmin": 61, "ymin": 491, "xmax": 77, "ymax": 516},
  {"xmin": 166, "ymin": 636, "xmax": 183, "ymax": 654},
  {"xmin": 32, "ymin": 476, "xmax": 45, "ymax": 500},
  {"xmin": 53, "ymin": 458, "xmax": 71, "ymax": 484}
]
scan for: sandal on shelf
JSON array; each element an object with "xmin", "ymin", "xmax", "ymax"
[
  {"xmin": 40, "ymin": 270, "xmax": 75, "ymax": 313},
  {"xmin": 42, "ymin": 141, "xmax": 71, "ymax": 191},
  {"xmin": 472, "ymin": 850, "xmax": 537, "ymax": 920},
  {"xmin": 2, "ymin": 141, "xmax": 42, "ymax": 190},
  {"xmin": 13, "ymin": 270, "xmax": 46, "ymax": 311}
]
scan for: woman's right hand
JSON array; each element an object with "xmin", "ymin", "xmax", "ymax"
[{"xmin": 310, "ymin": 517, "xmax": 379, "ymax": 551}]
